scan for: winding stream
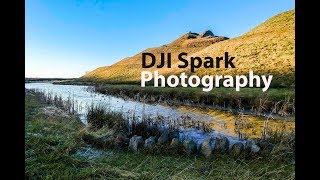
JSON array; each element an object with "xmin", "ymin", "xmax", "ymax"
[{"xmin": 25, "ymin": 82, "xmax": 294, "ymax": 146}]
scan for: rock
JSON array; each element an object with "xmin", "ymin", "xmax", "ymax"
[
  {"xmin": 144, "ymin": 136, "xmax": 157, "ymax": 149},
  {"xmin": 199, "ymin": 30, "xmax": 214, "ymax": 38},
  {"xmin": 128, "ymin": 135, "xmax": 144, "ymax": 152},
  {"xmin": 258, "ymin": 141, "xmax": 275, "ymax": 155},
  {"xmin": 158, "ymin": 131, "xmax": 169, "ymax": 145},
  {"xmin": 187, "ymin": 32, "xmax": 199, "ymax": 39},
  {"xmin": 170, "ymin": 138, "xmax": 180, "ymax": 148},
  {"xmin": 251, "ymin": 144, "xmax": 260, "ymax": 153},
  {"xmin": 245, "ymin": 138, "xmax": 261, "ymax": 154},
  {"xmin": 214, "ymin": 137, "xmax": 230, "ymax": 153},
  {"xmin": 200, "ymin": 138, "xmax": 213, "ymax": 157},
  {"xmin": 230, "ymin": 142, "xmax": 244, "ymax": 156},
  {"xmin": 183, "ymin": 139, "xmax": 196, "ymax": 155},
  {"xmin": 114, "ymin": 134, "xmax": 129, "ymax": 150}
]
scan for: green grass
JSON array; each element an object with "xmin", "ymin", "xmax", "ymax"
[
  {"xmin": 25, "ymin": 93, "xmax": 43, "ymax": 121},
  {"xmin": 25, "ymin": 91, "xmax": 294, "ymax": 179},
  {"xmin": 98, "ymin": 84, "xmax": 294, "ymax": 100}
]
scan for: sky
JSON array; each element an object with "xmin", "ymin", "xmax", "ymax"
[{"xmin": 26, "ymin": 0, "xmax": 294, "ymax": 78}]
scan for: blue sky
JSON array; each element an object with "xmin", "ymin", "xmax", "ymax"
[{"xmin": 26, "ymin": 0, "xmax": 294, "ymax": 78}]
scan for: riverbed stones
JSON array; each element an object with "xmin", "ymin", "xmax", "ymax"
[
  {"xmin": 200, "ymin": 138, "xmax": 213, "ymax": 157},
  {"xmin": 114, "ymin": 133, "xmax": 129, "ymax": 150},
  {"xmin": 129, "ymin": 135, "xmax": 144, "ymax": 152},
  {"xmin": 82, "ymin": 132, "xmax": 275, "ymax": 158},
  {"xmin": 144, "ymin": 136, "xmax": 157, "ymax": 149},
  {"xmin": 251, "ymin": 144, "xmax": 260, "ymax": 154},
  {"xmin": 158, "ymin": 131, "xmax": 170, "ymax": 145},
  {"xmin": 230, "ymin": 142, "xmax": 244, "ymax": 156},
  {"xmin": 245, "ymin": 138, "xmax": 260, "ymax": 154},
  {"xmin": 183, "ymin": 139, "xmax": 196, "ymax": 155},
  {"xmin": 214, "ymin": 137, "xmax": 229, "ymax": 153}
]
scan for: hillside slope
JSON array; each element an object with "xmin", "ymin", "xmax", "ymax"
[
  {"xmin": 83, "ymin": 30, "xmax": 228, "ymax": 82},
  {"xmin": 83, "ymin": 10, "xmax": 294, "ymax": 86},
  {"xmin": 168, "ymin": 10, "xmax": 294, "ymax": 87}
]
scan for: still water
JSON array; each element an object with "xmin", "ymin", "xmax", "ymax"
[
  {"xmin": 25, "ymin": 83, "xmax": 294, "ymax": 146},
  {"xmin": 25, "ymin": 83, "xmax": 214, "ymax": 124}
]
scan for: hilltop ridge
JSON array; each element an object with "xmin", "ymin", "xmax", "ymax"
[
  {"xmin": 82, "ymin": 10, "xmax": 294, "ymax": 87},
  {"xmin": 83, "ymin": 30, "xmax": 228, "ymax": 82}
]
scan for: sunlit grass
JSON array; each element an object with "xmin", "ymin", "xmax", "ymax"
[{"xmin": 82, "ymin": 10, "xmax": 294, "ymax": 89}]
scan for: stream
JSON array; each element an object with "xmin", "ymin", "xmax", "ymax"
[{"xmin": 25, "ymin": 82, "xmax": 294, "ymax": 147}]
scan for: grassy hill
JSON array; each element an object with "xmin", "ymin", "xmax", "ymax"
[
  {"xmin": 83, "ymin": 30, "xmax": 228, "ymax": 83},
  {"xmin": 82, "ymin": 10, "xmax": 294, "ymax": 87}
]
